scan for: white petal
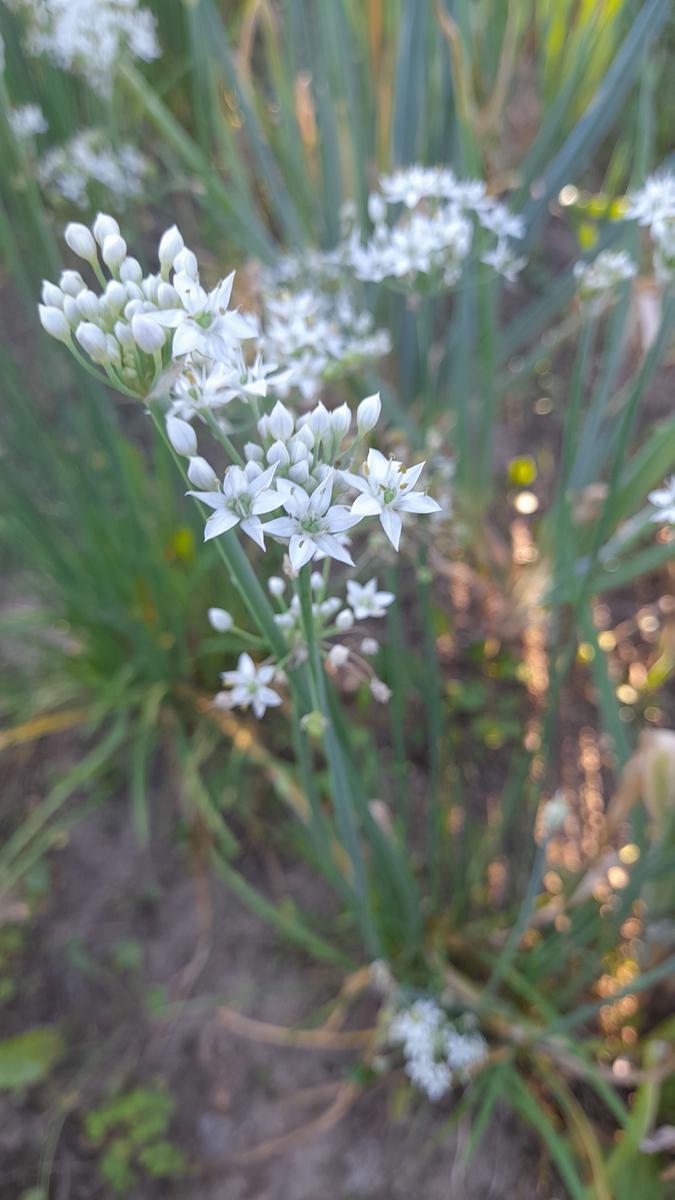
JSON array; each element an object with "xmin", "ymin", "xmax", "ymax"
[
  {"xmin": 204, "ymin": 509, "xmax": 240, "ymax": 541},
  {"xmin": 351, "ymin": 493, "xmax": 382, "ymax": 517},
  {"xmin": 380, "ymin": 508, "xmax": 402, "ymax": 550},
  {"xmin": 251, "ymin": 489, "xmax": 283, "ymax": 515},
  {"xmin": 240, "ymin": 516, "xmax": 266, "ymax": 550},
  {"xmin": 397, "ymin": 492, "xmax": 441, "ymax": 514},
  {"xmin": 262, "ymin": 516, "xmax": 298, "ymax": 539},
  {"xmin": 313, "ymin": 534, "xmax": 354, "ymax": 566},
  {"xmin": 186, "ymin": 490, "xmax": 226, "ymax": 509},
  {"xmin": 289, "ymin": 534, "xmax": 316, "ymax": 571},
  {"xmin": 173, "ymin": 322, "xmax": 201, "ymax": 357}
]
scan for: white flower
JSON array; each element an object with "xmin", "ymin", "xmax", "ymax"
[
  {"xmin": 189, "ymin": 462, "xmax": 282, "ymax": 548},
  {"xmin": 478, "ymin": 201, "xmax": 525, "ymax": 240},
  {"xmin": 149, "ymin": 272, "xmax": 257, "ymax": 360},
  {"xmin": 343, "ymin": 449, "xmax": 441, "ymax": 551},
  {"xmin": 38, "ymin": 129, "xmax": 150, "ymax": 208},
  {"xmin": 9, "ymin": 0, "xmax": 160, "ymax": 96},
  {"xmin": 387, "ymin": 999, "xmax": 487, "ymax": 1102},
  {"xmin": 218, "ymin": 653, "xmax": 281, "ymax": 719},
  {"xmin": 574, "ymin": 250, "xmax": 637, "ymax": 299},
  {"xmin": 481, "ymin": 239, "xmax": 527, "ymax": 283},
  {"xmin": 263, "ymin": 471, "xmax": 362, "ymax": 571},
  {"xmin": 8, "ymin": 103, "xmax": 48, "ymax": 140},
  {"xmin": 208, "ymin": 607, "xmax": 233, "ymax": 632},
  {"xmin": 346, "ymin": 578, "xmax": 395, "ymax": 619},
  {"xmin": 649, "ymin": 476, "xmax": 675, "ymax": 524},
  {"xmin": 627, "ymin": 172, "xmax": 675, "ymax": 226}
]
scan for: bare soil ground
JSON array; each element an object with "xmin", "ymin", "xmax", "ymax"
[{"xmin": 1, "ymin": 782, "xmax": 553, "ymax": 1200}]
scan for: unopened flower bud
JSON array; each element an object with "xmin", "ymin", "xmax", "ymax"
[
  {"xmin": 119, "ymin": 257, "xmax": 143, "ymax": 284},
  {"xmin": 268, "ymin": 400, "xmax": 294, "ymax": 442},
  {"xmin": 336, "ymin": 609, "xmax": 354, "ymax": 631},
  {"xmin": 59, "ymin": 269, "xmax": 86, "ymax": 296},
  {"xmin": 38, "ymin": 304, "xmax": 71, "ymax": 343},
  {"xmin": 114, "ymin": 320, "xmax": 135, "ymax": 349},
  {"xmin": 158, "ymin": 225, "xmax": 184, "ymax": 274},
  {"xmin": 65, "ymin": 222, "xmax": 97, "ymax": 263},
  {"xmin": 361, "ymin": 638, "xmax": 379, "ymax": 657},
  {"xmin": 540, "ymin": 792, "xmax": 569, "ymax": 838},
  {"xmin": 76, "ymin": 321, "xmax": 109, "ymax": 363},
  {"xmin": 268, "ymin": 576, "xmax": 285, "ymax": 597},
  {"xmin": 327, "ymin": 644, "xmax": 350, "ymax": 669},
  {"xmin": 330, "ymin": 403, "xmax": 351, "ymax": 442},
  {"xmin": 62, "ymin": 297, "xmax": 81, "ymax": 326},
  {"xmin": 166, "ymin": 416, "xmax": 197, "ymax": 457},
  {"xmin": 310, "ymin": 572, "xmax": 324, "ymax": 592},
  {"xmin": 244, "ymin": 442, "xmax": 264, "ymax": 462},
  {"xmin": 173, "ymin": 248, "xmax": 198, "ymax": 278},
  {"xmin": 288, "ymin": 461, "xmax": 310, "ymax": 486},
  {"xmin": 106, "ymin": 335, "xmax": 122, "ymax": 365},
  {"xmin": 300, "ymin": 710, "xmax": 328, "ymax": 739},
  {"xmin": 357, "ymin": 392, "xmax": 381, "ymax": 436},
  {"xmin": 370, "ymin": 678, "xmax": 391, "ymax": 704},
  {"xmin": 309, "ymin": 401, "xmax": 330, "ymax": 440},
  {"xmin": 187, "ymin": 456, "xmax": 218, "ymax": 490},
  {"xmin": 103, "ymin": 281, "xmax": 127, "ymax": 314},
  {"xmin": 208, "ymin": 607, "xmax": 233, "ymax": 633},
  {"xmin": 267, "ymin": 440, "xmax": 291, "ymax": 469},
  {"xmin": 41, "ymin": 280, "xmax": 64, "ymax": 308},
  {"xmin": 157, "ymin": 282, "xmax": 179, "ymax": 309},
  {"xmin": 132, "ymin": 313, "xmax": 166, "ymax": 354},
  {"xmin": 93, "ymin": 212, "xmax": 120, "ymax": 246},
  {"xmin": 102, "ymin": 234, "xmax": 127, "ymax": 270},
  {"xmin": 76, "ymin": 289, "xmax": 99, "ymax": 321}
]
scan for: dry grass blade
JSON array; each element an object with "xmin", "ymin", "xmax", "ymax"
[
  {"xmin": 225, "ymin": 1079, "xmax": 361, "ymax": 1166},
  {"xmin": 216, "ymin": 1004, "xmax": 377, "ymax": 1050},
  {"xmin": 0, "ymin": 707, "xmax": 89, "ymax": 751}
]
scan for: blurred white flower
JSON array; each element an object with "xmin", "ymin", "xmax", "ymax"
[
  {"xmin": 649, "ymin": 476, "xmax": 675, "ymax": 524},
  {"xmin": 217, "ymin": 653, "xmax": 281, "ymax": 719},
  {"xmin": 346, "ymin": 578, "xmax": 395, "ymax": 619}
]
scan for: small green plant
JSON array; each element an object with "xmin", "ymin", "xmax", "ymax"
[{"xmin": 83, "ymin": 1085, "xmax": 187, "ymax": 1193}]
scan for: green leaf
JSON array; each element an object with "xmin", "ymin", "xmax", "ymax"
[{"xmin": 0, "ymin": 1028, "xmax": 64, "ymax": 1090}]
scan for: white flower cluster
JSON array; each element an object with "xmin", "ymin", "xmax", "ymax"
[
  {"xmin": 212, "ymin": 573, "xmax": 394, "ymax": 717},
  {"xmin": 188, "ymin": 397, "xmax": 440, "ymax": 566},
  {"xmin": 8, "ymin": 102, "xmax": 48, "ymax": 141},
  {"xmin": 388, "ymin": 999, "xmax": 488, "ymax": 1102},
  {"xmin": 38, "ymin": 216, "xmax": 256, "ymax": 402},
  {"xmin": 649, "ymin": 476, "xmax": 675, "ymax": 524},
  {"xmin": 261, "ymin": 285, "xmax": 391, "ymax": 403},
  {"xmin": 573, "ymin": 249, "xmax": 637, "ymax": 304},
  {"xmin": 342, "ymin": 165, "xmax": 526, "ymax": 292},
  {"xmin": 7, "ymin": 0, "xmax": 159, "ymax": 95},
  {"xmin": 37, "ymin": 130, "xmax": 151, "ymax": 209},
  {"xmin": 627, "ymin": 171, "xmax": 675, "ymax": 283}
]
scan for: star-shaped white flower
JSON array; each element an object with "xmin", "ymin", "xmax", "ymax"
[
  {"xmin": 262, "ymin": 471, "xmax": 362, "ymax": 571},
  {"xmin": 188, "ymin": 462, "xmax": 281, "ymax": 547},
  {"xmin": 149, "ymin": 271, "xmax": 257, "ymax": 359},
  {"xmin": 649, "ymin": 476, "xmax": 675, "ymax": 524},
  {"xmin": 342, "ymin": 449, "xmax": 441, "ymax": 550},
  {"xmin": 346, "ymin": 578, "xmax": 395, "ymax": 619},
  {"xmin": 218, "ymin": 653, "xmax": 281, "ymax": 719}
]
